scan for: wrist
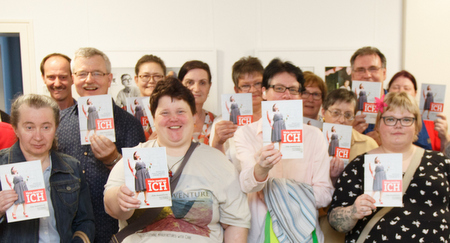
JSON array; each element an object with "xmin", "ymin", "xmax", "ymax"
[{"xmin": 104, "ymin": 153, "xmax": 122, "ymax": 167}]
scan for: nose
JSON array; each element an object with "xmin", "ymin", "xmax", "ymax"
[
  {"xmin": 34, "ymin": 129, "xmax": 44, "ymax": 141},
  {"xmin": 282, "ymin": 89, "xmax": 292, "ymax": 100},
  {"xmin": 338, "ymin": 114, "xmax": 346, "ymax": 124},
  {"xmin": 54, "ymin": 78, "xmax": 62, "ymax": 87}
]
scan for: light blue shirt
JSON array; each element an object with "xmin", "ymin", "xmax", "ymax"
[{"xmin": 39, "ymin": 156, "xmax": 60, "ymax": 243}]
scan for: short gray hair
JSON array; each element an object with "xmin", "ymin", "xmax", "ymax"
[{"xmin": 72, "ymin": 47, "xmax": 111, "ymax": 73}]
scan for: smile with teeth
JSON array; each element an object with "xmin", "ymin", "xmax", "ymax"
[
  {"xmin": 169, "ymin": 126, "xmax": 181, "ymax": 129},
  {"xmin": 83, "ymin": 86, "xmax": 98, "ymax": 90}
]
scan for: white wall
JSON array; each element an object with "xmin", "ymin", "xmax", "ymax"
[
  {"xmin": 404, "ymin": 0, "xmax": 450, "ymax": 116},
  {"xmin": 0, "ymin": 0, "xmax": 403, "ymax": 114}
]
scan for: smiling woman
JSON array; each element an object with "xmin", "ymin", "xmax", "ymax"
[{"xmin": 104, "ymin": 78, "xmax": 250, "ymax": 243}]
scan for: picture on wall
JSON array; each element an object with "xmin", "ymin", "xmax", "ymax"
[{"xmin": 324, "ymin": 66, "xmax": 352, "ymax": 92}]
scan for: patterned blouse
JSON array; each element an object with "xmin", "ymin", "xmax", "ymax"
[
  {"xmin": 193, "ymin": 110, "xmax": 216, "ymax": 145},
  {"xmin": 329, "ymin": 150, "xmax": 450, "ymax": 243}
]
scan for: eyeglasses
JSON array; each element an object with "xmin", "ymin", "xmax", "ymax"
[
  {"xmin": 301, "ymin": 91, "xmax": 322, "ymax": 100},
  {"xmin": 74, "ymin": 71, "xmax": 108, "ymax": 80},
  {"xmin": 268, "ymin": 84, "xmax": 301, "ymax": 95},
  {"xmin": 381, "ymin": 116, "xmax": 416, "ymax": 127},
  {"xmin": 138, "ymin": 74, "xmax": 164, "ymax": 82},
  {"xmin": 327, "ymin": 109, "xmax": 355, "ymax": 121},
  {"xmin": 353, "ymin": 66, "xmax": 382, "ymax": 75},
  {"xmin": 238, "ymin": 82, "xmax": 262, "ymax": 92}
]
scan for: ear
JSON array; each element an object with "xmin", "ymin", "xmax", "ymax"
[
  {"xmin": 262, "ymin": 87, "xmax": 267, "ymax": 100},
  {"xmin": 234, "ymin": 86, "xmax": 239, "ymax": 93},
  {"xmin": 107, "ymin": 73, "xmax": 113, "ymax": 88},
  {"xmin": 134, "ymin": 75, "xmax": 139, "ymax": 85},
  {"xmin": 321, "ymin": 107, "xmax": 326, "ymax": 117}
]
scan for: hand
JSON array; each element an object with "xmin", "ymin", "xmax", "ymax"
[
  {"xmin": 0, "ymin": 190, "xmax": 18, "ymax": 216},
  {"xmin": 90, "ymin": 134, "xmax": 118, "ymax": 164},
  {"xmin": 352, "ymin": 114, "xmax": 368, "ymax": 134},
  {"xmin": 117, "ymin": 185, "xmax": 141, "ymax": 212},
  {"xmin": 256, "ymin": 144, "xmax": 282, "ymax": 172},
  {"xmin": 330, "ymin": 157, "xmax": 345, "ymax": 184},
  {"xmin": 351, "ymin": 194, "xmax": 376, "ymax": 220},
  {"xmin": 366, "ymin": 131, "xmax": 382, "ymax": 145},
  {"xmin": 212, "ymin": 121, "xmax": 238, "ymax": 147},
  {"xmin": 435, "ymin": 113, "xmax": 449, "ymax": 140}
]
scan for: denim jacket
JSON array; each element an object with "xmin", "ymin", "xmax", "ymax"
[{"xmin": 0, "ymin": 142, "xmax": 95, "ymax": 243}]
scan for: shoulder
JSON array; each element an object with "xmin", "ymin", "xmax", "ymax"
[
  {"xmin": 0, "ymin": 147, "xmax": 11, "ymax": 164},
  {"xmin": 193, "ymin": 144, "xmax": 236, "ymax": 171},
  {"xmin": 352, "ymin": 129, "xmax": 377, "ymax": 145},
  {"xmin": 303, "ymin": 124, "xmax": 326, "ymax": 143},
  {"xmin": 52, "ymin": 151, "xmax": 81, "ymax": 172}
]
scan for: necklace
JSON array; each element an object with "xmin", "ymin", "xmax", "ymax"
[{"xmin": 168, "ymin": 156, "xmax": 185, "ymax": 177}]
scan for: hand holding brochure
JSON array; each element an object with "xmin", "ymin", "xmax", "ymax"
[
  {"xmin": 221, "ymin": 93, "xmax": 253, "ymax": 126},
  {"xmin": 322, "ymin": 123, "xmax": 352, "ymax": 167},
  {"xmin": 0, "ymin": 160, "xmax": 49, "ymax": 223},
  {"xmin": 352, "ymin": 81, "xmax": 382, "ymax": 124},
  {"xmin": 419, "ymin": 83, "xmax": 446, "ymax": 121}
]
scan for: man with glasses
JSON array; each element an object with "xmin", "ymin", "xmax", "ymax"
[
  {"xmin": 319, "ymin": 88, "xmax": 378, "ymax": 243},
  {"xmin": 115, "ymin": 73, "xmax": 140, "ymax": 109},
  {"xmin": 234, "ymin": 58, "xmax": 333, "ymax": 242},
  {"xmin": 56, "ymin": 47, "xmax": 146, "ymax": 243},
  {"xmin": 210, "ymin": 56, "xmax": 264, "ymax": 170},
  {"xmin": 301, "ymin": 71, "xmax": 327, "ymax": 120}
]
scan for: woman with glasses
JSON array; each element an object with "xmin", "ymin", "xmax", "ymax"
[
  {"xmin": 328, "ymin": 92, "xmax": 450, "ymax": 242},
  {"xmin": 179, "ymin": 60, "xmax": 216, "ymax": 145},
  {"xmin": 134, "ymin": 55, "xmax": 166, "ymax": 140},
  {"xmin": 301, "ymin": 71, "xmax": 327, "ymax": 120}
]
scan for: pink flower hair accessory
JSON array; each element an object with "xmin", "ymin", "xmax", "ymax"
[{"xmin": 374, "ymin": 94, "xmax": 387, "ymax": 113}]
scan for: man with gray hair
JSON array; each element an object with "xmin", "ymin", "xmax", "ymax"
[{"xmin": 56, "ymin": 47, "xmax": 146, "ymax": 242}]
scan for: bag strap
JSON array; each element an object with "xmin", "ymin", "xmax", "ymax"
[
  {"xmin": 356, "ymin": 147, "xmax": 424, "ymax": 243},
  {"xmin": 111, "ymin": 141, "xmax": 199, "ymax": 243}
]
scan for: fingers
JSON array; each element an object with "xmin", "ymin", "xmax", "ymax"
[
  {"xmin": 330, "ymin": 157, "xmax": 345, "ymax": 178},
  {"xmin": 352, "ymin": 194, "xmax": 376, "ymax": 219},
  {"xmin": 0, "ymin": 191, "xmax": 18, "ymax": 216},
  {"xmin": 117, "ymin": 185, "xmax": 140, "ymax": 212},
  {"xmin": 90, "ymin": 134, "xmax": 116, "ymax": 161},
  {"xmin": 215, "ymin": 121, "xmax": 238, "ymax": 144},
  {"xmin": 258, "ymin": 144, "xmax": 282, "ymax": 169},
  {"xmin": 352, "ymin": 114, "xmax": 368, "ymax": 133}
]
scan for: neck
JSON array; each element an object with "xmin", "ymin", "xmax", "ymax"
[
  {"xmin": 195, "ymin": 103, "xmax": 204, "ymax": 115},
  {"xmin": 253, "ymin": 104, "xmax": 262, "ymax": 121},
  {"xmin": 380, "ymin": 144, "xmax": 415, "ymax": 157},
  {"xmin": 58, "ymin": 98, "xmax": 75, "ymax": 110},
  {"xmin": 158, "ymin": 140, "xmax": 191, "ymax": 157}
]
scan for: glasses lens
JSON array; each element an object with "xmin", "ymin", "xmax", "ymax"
[
  {"xmin": 401, "ymin": 118, "xmax": 414, "ymax": 126},
  {"xmin": 273, "ymin": 85, "xmax": 286, "ymax": 93}
]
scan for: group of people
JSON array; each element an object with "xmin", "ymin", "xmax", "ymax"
[{"xmin": 0, "ymin": 45, "xmax": 449, "ymax": 243}]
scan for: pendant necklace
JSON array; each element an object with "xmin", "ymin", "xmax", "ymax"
[{"xmin": 168, "ymin": 156, "xmax": 185, "ymax": 177}]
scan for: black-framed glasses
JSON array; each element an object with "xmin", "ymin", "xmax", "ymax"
[
  {"xmin": 301, "ymin": 91, "xmax": 322, "ymax": 100},
  {"xmin": 238, "ymin": 82, "xmax": 262, "ymax": 92},
  {"xmin": 381, "ymin": 116, "xmax": 416, "ymax": 127},
  {"xmin": 353, "ymin": 66, "xmax": 383, "ymax": 75},
  {"xmin": 74, "ymin": 71, "xmax": 108, "ymax": 80},
  {"xmin": 138, "ymin": 74, "xmax": 164, "ymax": 82},
  {"xmin": 327, "ymin": 109, "xmax": 355, "ymax": 121},
  {"xmin": 268, "ymin": 84, "xmax": 301, "ymax": 95}
]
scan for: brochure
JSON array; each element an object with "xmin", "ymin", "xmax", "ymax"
[
  {"xmin": 126, "ymin": 97, "xmax": 153, "ymax": 130},
  {"xmin": 419, "ymin": 83, "xmax": 446, "ymax": 121},
  {"xmin": 303, "ymin": 117, "xmax": 323, "ymax": 129},
  {"xmin": 364, "ymin": 153, "xmax": 403, "ymax": 207},
  {"xmin": 322, "ymin": 123, "xmax": 352, "ymax": 167},
  {"xmin": 221, "ymin": 93, "xmax": 253, "ymax": 126},
  {"xmin": 0, "ymin": 160, "xmax": 50, "ymax": 223},
  {"xmin": 262, "ymin": 100, "xmax": 303, "ymax": 159},
  {"xmin": 123, "ymin": 147, "xmax": 172, "ymax": 208},
  {"xmin": 352, "ymin": 80, "xmax": 382, "ymax": 124},
  {"xmin": 78, "ymin": 94, "xmax": 115, "ymax": 145}
]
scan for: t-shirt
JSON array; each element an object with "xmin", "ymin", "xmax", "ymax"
[{"xmin": 105, "ymin": 141, "xmax": 250, "ymax": 243}]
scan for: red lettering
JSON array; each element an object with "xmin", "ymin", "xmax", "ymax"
[
  {"xmin": 96, "ymin": 118, "xmax": 114, "ymax": 130},
  {"xmin": 430, "ymin": 103, "xmax": 444, "ymax": 112},
  {"xmin": 382, "ymin": 180, "xmax": 402, "ymax": 192},
  {"xmin": 335, "ymin": 147, "xmax": 350, "ymax": 159},
  {"xmin": 363, "ymin": 103, "xmax": 377, "ymax": 113},
  {"xmin": 146, "ymin": 178, "xmax": 170, "ymax": 192},
  {"xmin": 281, "ymin": 130, "xmax": 303, "ymax": 143},
  {"xmin": 237, "ymin": 115, "xmax": 253, "ymax": 126},
  {"xmin": 24, "ymin": 189, "xmax": 47, "ymax": 204},
  {"xmin": 141, "ymin": 116, "xmax": 149, "ymax": 126}
]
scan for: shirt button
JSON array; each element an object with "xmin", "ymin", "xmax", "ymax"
[
  {"xmin": 82, "ymin": 170, "xmax": 85, "ymax": 174},
  {"xmin": 84, "ymin": 152, "xmax": 88, "ymax": 156},
  {"xmin": 66, "ymin": 186, "xmax": 72, "ymax": 191}
]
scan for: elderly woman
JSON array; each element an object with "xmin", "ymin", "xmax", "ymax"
[
  {"xmin": 301, "ymin": 71, "xmax": 327, "ymax": 120},
  {"xmin": 178, "ymin": 60, "xmax": 216, "ymax": 145},
  {"xmin": 104, "ymin": 77, "xmax": 250, "ymax": 242},
  {"xmin": 0, "ymin": 94, "xmax": 94, "ymax": 242},
  {"xmin": 328, "ymin": 92, "xmax": 450, "ymax": 242}
]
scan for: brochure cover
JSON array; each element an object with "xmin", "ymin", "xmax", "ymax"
[
  {"xmin": 419, "ymin": 83, "xmax": 446, "ymax": 121},
  {"xmin": 123, "ymin": 147, "xmax": 172, "ymax": 208},
  {"xmin": 262, "ymin": 100, "xmax": 303, "ymax": 159},
  {"xmin": 221, "ymin": 93, "xmax": 253, "ymax": 126},
  {"xmin": 303, "ymin": 117, "xmax": 323, "ymax": 129},
  {"xmin": 322, "ymin": 123, "xmax": 352, "ymax": 167},
  {"xmin": 352, "ymin": 81, "xmax": 382, "ymax": 124},
  {"xmin": 0, "ymin": 160, "xmax": 50, "ymax": 223},
  {"xmin": 126, "ymin": 97, "xmax": 153, "ymax": 130},
  {"xmin": 78, "ymin": 94, "xmax": 115, "ymax": 145},
  {"xmin": 364, "ymin": 153, "xmax": 403, "ymax": 207}
]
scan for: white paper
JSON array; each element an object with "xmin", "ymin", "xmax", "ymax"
[
  {"xmin": 221, "ymin": 93, "xmax": 253, "ymax": 126},
  {"xmin": 419, "ymin": 83, "xmax": 446, "ymax": 121},
  {"xmin": 352, "ymin": 81, "xmax": 382, "ymax": 124},
  {"xmin": 322, "ymin": 123, "xmax": 352, "ymax": 167}
]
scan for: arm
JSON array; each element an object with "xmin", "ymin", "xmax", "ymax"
[
  {"xmin": 225, "ymin": 102, "xmax": 230, "ymax": 114},
  {"xmin": 71, "ymin": 165, "xmax": 95, "ymax": 242},
  {"xmin": 326, "ymin": 130, "xmax": 330, "ymax": 142},
  {"xmin": 435, "ymin": 113, "xmax": 450, "ymax": 151},
  {"xmin": 266, "ymin": 111, "xmax": 272, "ymax": 128},
  {"xmin": 130, "ymin": 104, "xmax": 135, "ymax": 115},
  {"xmin": 82, "ymin": 105, "xmax": 87, "ymax": 118},
  {"xmin": 223, "ymin": 224, "xmax": 248, "ymax": 243}
]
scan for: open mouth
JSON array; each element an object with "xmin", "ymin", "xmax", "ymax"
[
  {"xmin": 169, "ymin": 126, "xmax": 181, "ymax": 129},
  {"xmin": 83, "ymin": 86, "xmax": 98, "ymax": 91}
]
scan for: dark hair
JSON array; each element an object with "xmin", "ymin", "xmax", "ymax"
[
  {"xmin": 133, "ymin": 151, "xmax": 138, "ymax": 160},
  {"xmin": 135, "ymin": 55, "xmax": 166, "ymax": 76},
  {"xmin": 388, "ymin": 70, "xmax": 417, "ymax": 91},
  {"xmin": 262, "ymin": 58, "xmax": 304, "ymax": 91},
  {"xmin": 10, "ymin": 166, "xmax": 15, "ymax": 175},
  {"xmin": 178, "ymin": 60, "xmax": 212, "ymax": 84},
  {"xmin": 150, "ymin": 77, "xmax": 196, "ymax": 118},
  {"xmin": 10, "ymin": 94, "xmax": 60, "ymax": 150},
  {"xmin": 40, "ymin": 53, "xmax": 72, "ymax": 76},
  {"xmin": 303, "ymin": 71, "xmax": 327, "ymax": 102},
  {"xmin": 232, "ymin": 56, "xmax": 264, "ymax": 87},
  {"xmin": 272, "ymin": 103, "xmax": 277, "ymax": 112},
  {"xmin": 323, "ymin": 89, "xmax": 358, "ymax": 114},
  {"xmin": 350, "ymin": 46, "xmax": 386, "ymax": 69}
]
